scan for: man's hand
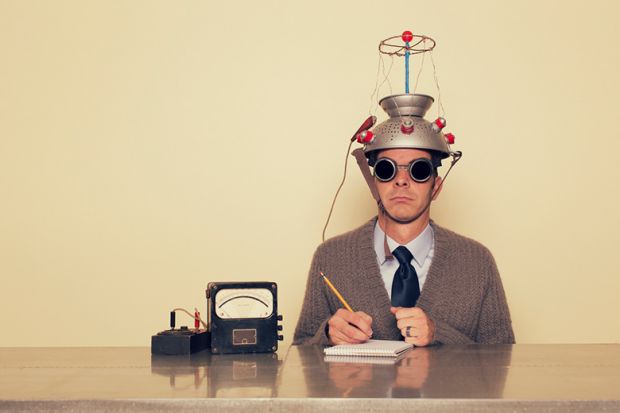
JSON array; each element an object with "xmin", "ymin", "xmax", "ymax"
[
  {"xmin": 390, "ymin": 306, "xmax": 435, "ymax": 347},
  {"xmin": 327, "ymin": 309, "xmax": 373, "ymax": 345}
]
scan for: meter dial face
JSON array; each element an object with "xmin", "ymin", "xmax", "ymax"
[{"xmin": 214, "ymin": 288, "xmax": 274, "ymax": 319}]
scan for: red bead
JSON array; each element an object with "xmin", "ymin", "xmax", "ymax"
[
  {"xmin": 357, "ymin": 130, "xmax": 375, "ymax": 144},
  {"xmin": 402, "ymin": 31, "xmax": 413, "ymax": 43},
  {"xmin": 445, "ymin": 133, "xmax": 455, "ymax": 144}
]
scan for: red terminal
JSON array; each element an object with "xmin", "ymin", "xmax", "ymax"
[
  {"xmin": 400, "ymin": 119, "xmax": 415, "ymax": 135},
  {"xmin": 357, "ymin": 130, "xmax": 375, "ymax": 144},
  {"xmin": 402, "ymin": 30, "xmax": 413, "ymax": 43},
  {"xmin": 350, "ymin": 116, "xmax": 377, "ymax": 142},
  {"xmin": 445, "ymin": 132, "xmax": 455, "ymax": 145},
  {"xmin": 432, "ymin": 117, "xmax": 447, "ymax": 133},
  {"xmin": 194, "ymin": 311, "xmax": 200, "ymax": 329}
]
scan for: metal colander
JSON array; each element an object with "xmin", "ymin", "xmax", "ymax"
[{"xmin": 364, "ymin": 94, "xmax": 452, "ymax": 158}]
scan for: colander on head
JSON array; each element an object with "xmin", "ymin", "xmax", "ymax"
[{"xmin": 360, "ymin": 93, "xmax": 453, "ymax": 166}]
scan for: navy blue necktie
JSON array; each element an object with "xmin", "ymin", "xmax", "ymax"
[{"xmin": 391, "ymin": 246, "xmax": 420, "ymax": 307}]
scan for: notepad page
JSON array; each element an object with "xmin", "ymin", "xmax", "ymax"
[
  {"xmin": 324, "ymin": 352, "xmax": 408, "ymax": 364},
  {"xmin": 323, "ymin": 339, "xmax": 413, "ymax": 357}
]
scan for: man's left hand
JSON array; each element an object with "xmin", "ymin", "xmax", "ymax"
[{"xmin": 390, "ymin": 306, "xmax": 435, "ymax": 347}]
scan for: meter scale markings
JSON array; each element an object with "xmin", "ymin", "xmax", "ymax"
[{"xmin": 215, "ymin": 288, "xmax": 273, "ymax": 319}]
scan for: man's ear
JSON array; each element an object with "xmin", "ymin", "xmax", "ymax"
[{"xmin": 431, "ymin": 176, "xmax": 443, "ymax": 200}]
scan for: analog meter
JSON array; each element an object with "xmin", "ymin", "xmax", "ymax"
[{"xmin": 206, "ymin": 282, "xmax": 283, "ymax": 354}]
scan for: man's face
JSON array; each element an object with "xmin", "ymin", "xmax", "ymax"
[{"xmin": 374, "ymin": 148, "xmax": 442, "ymax": 224}]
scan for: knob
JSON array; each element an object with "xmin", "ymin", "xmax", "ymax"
[
  {"xmin": 356, "ymin": 130, "xmax": 375, "ymax": 144},
  {"xmin": 432, "ymin": 117, "xmax": 447, "ymax": 133},
  {"xmin": 400, "ymin": 118, "xmax": 414, "ymax": 134}
]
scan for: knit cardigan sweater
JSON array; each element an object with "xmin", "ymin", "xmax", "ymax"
[{"xmin": 293, "ymin": 218, "xmax": 515, "ymax": 346}]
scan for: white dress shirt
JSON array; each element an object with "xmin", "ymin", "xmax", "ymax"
[{"xmin": 373, "ymin": 220, "xmax": 435, "ymax": 299}]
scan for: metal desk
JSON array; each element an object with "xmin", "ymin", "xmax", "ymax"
[{"xmin": 1, "ymin": 344, "xmax": 619, "ymax": 412}]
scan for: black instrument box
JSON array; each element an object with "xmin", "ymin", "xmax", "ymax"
[{"xmin": 151, "ymin": 327, "xmax": 210, "ymax": 355}]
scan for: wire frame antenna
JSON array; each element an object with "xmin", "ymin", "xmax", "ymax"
[{"xmin": 379, "ymin": 30, "xmax": 436, "ymax": 94}]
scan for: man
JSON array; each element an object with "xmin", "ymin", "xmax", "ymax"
[{"xmin": 293, "ymin": 94, "xmax": 514, "ymax": 347}]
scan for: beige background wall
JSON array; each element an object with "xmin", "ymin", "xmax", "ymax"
[{"xmin": 1, "ymin": 0, "xmax": 619, "ymax": 347}]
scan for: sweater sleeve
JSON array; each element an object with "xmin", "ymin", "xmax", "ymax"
[
  {"xmin": 293, "ymin": 247, "xmax": 332, "ymax": 346},
  {"xmin": 433, "ymin": 320, "xmax": 477, "ymax": 345},
  {"xmin": 475, "ymin": 255, "xmax": 515, "ymax": 344}
]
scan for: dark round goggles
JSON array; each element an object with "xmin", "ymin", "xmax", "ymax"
[{"xmin": 373, "ymin": 157, "xmax": 435, "ymax": 183}]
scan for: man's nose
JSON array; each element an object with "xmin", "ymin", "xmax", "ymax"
[{"xmin": 394, "ymin": 168, "xmax": 410, "ymax": 187}]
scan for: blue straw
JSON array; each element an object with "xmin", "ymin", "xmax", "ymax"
[{"xmin": 405, "ymin": 42, "xmax": 410, "ymax": 94}]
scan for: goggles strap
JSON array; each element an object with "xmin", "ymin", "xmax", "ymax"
[
  {"xmin": 352, "ymin": 148, "xmax": 381, "ymax": 203},
  {"xmin": 376, "ymin": 202, "xmax": 394, "ymax": 260},
  {"xmin": 433, "ymin": 151, "xmax": 462, "ymax": 198},
  {"xmin": 353, "ymin": 148, "xmax": 393, "ymax": 260},
  {"xmin": 384, "ymin": 231, "xmax": 393, "ymax": 260}
]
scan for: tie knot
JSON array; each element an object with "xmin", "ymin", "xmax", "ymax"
[{"xmin": 392, "ymin": 246, "xmax": 413, "ymax": 265}]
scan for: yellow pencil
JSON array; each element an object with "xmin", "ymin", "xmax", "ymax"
[{"xmin": 320, "ymin": 271, "xmax": 353, "ymax": 312}]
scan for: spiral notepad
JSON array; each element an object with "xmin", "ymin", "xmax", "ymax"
[
  {"xmin": 323, "ymin": 339, "xmax": 413, "ymax": 357},
  {"xmin": 324, "ymin": 352, "xmax": 408, "ymax": 364}
]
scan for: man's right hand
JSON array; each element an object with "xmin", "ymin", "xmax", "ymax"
[{"xmin": 327, "ymin": 309, "xmax": 373, "ymax": 345}]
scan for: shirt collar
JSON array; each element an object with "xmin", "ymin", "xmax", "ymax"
[{"xmin": 374, "ymin": 220, "xmax": 434, "ymax": 266}]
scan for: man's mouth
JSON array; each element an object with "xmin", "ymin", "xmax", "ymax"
[{"xmin": 390, "ymin": 196, "xmax": 413, "ymax": 203}]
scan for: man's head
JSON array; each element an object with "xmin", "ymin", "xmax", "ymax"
[
  {"xmin": 372, "ymin": 148, "xmax": 442, "ymax": 225},
  {"xmin": 349, "ymin": 94, "xmax": 459, "ymax": 228}
]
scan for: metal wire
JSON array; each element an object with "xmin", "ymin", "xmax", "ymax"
[
  {"xmin": 172, "ymin": 307, "xmax": 208, "ymax": 330},
  {"xmin": 322, "ymin": 140, "xmax": 354, "ymax": 242},
  {"xmin": 369, "ymin": 53, "xmax": 395, "ymax": 118},
  {"xmin": 413, "ymin": 41, "xmax": 427, "ymax": 93},
  {"xmin": 368, "ymin": 53, "xmax": 384, "ymax": 116},
  {"xmin": 379, "ymin": 34, "xmax": 436, "ymax": 57},
  {"xmin": 429, "ymin": 49, "xmax": 445, "ymax": 118},
  {"xmin": 380, "ymin": 55, "xmax": 394, "ymax": 98}
]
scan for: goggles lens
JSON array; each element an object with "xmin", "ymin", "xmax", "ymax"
[{"xmin": 374, "ymin": 158, "xmax": 434, "ymax": 183}]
